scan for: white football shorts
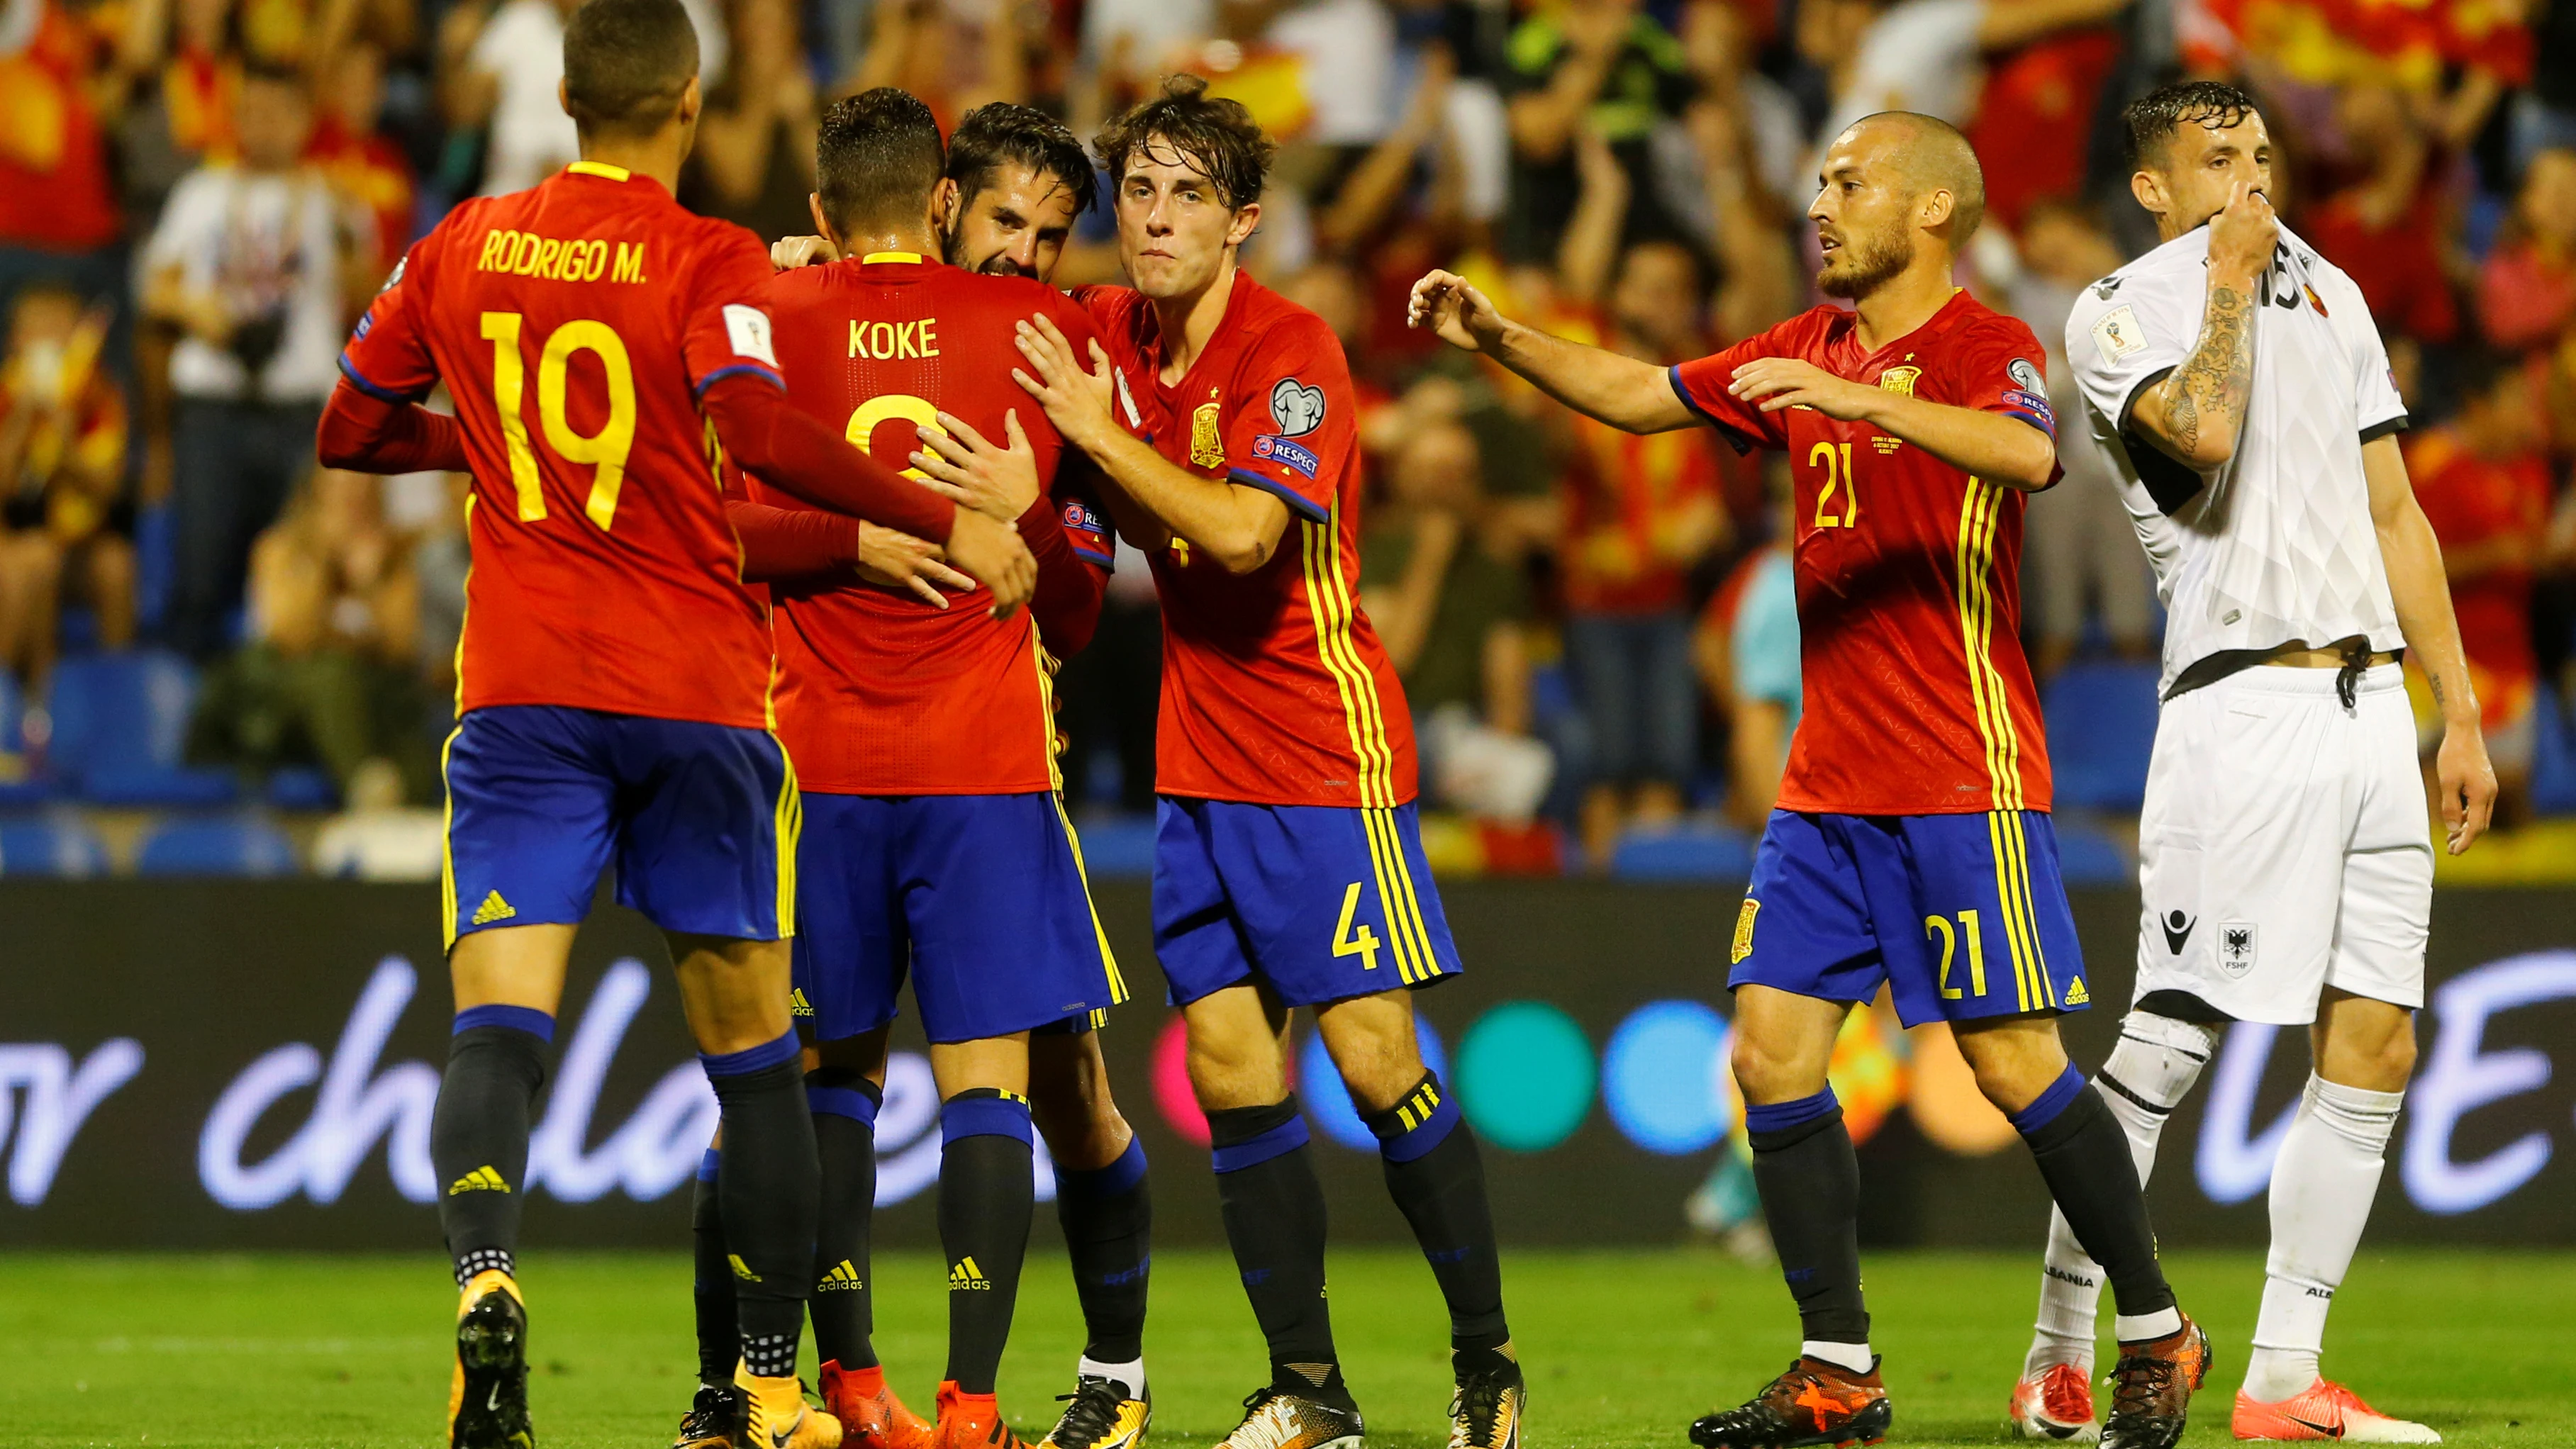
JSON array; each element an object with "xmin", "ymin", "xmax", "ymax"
[{"xmin": 2133, "ymin": 661, "xmax": 2431, "ymax": 1024}]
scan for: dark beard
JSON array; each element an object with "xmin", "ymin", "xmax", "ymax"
[{"xmin": 1817, "ymin": 228, "xmax": 1913, "ymax": 299}]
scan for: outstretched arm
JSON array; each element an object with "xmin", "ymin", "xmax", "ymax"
[
  {"xmin": 2365, "ymin": 434, "xmax": 2495, "ymax": 854},
  {"xmin": 1723, "ymin": 358, "xmax": 2058, "ymax": 490},
  {"xmin": 1407, "ymin": 269, "xmax": 1696, "ymax": 434}
]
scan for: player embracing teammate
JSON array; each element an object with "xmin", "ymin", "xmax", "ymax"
[
  {"xmin": 1415, "ymin": 112, "xmax": 2209, "ymax": 1449},
  {"xmin": 671, "ymin": 89, "xmax": 1134, "ymax": 1449},
  {"xmin": 2007, "ymin": 80, "xmax": 2492, "ymax": 1445},
  {"xmin": 1008, "ymin": 75, "xmax": 1529, "ymax": 1449},
  {"xmin": 316, "ymin": 2, "xmax": 1034, "ymax": 1446}
]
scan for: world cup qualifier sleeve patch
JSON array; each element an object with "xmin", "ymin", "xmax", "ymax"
[{"xmin": 1269, "ymin": 377, "xmax": 1326, "ymax": 435}]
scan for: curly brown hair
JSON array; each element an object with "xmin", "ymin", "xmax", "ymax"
[{"xmin": 1091, "ymin": 74, "xmax": 1275, "ymax": 211}]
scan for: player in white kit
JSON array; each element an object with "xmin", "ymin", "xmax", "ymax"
[{"xmin": 2004, "ymin": 82, "xmax": 2497, "ymax": 1445}]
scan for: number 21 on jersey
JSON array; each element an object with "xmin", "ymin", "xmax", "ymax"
[{"xmin": 1810, "ymin": 440, "xmax": 1858, "ymax": 529}]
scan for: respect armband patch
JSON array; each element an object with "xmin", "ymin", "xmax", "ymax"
[
  {"xmin": 1251, "ymin": 434, "xmax": 1320, "ymax": 479},
  {"xmin": 2003, "ymin": 388, "xmax": 2054, "ymax": 423}
]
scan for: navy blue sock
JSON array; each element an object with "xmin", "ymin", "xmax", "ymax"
[
  {"xmin": 1054, "ymin": 1136, "xmax": 1151, "ymax": 1365},
  {"xmin": 1745, "ymin": 1087, "xmax": 1868, "ymax": 1346},
  {"xmin": 1363, "ymin": 1073, "xmax": 1508, "ymax": 1355},
  {"xmin": 431, "ymin": 1005, "xmax": 553, "ymax": 1288},
  {"xmin": 2015, "ymin": 1065, "xmax": 2176, "ymax": 1319},
  {"xmin": 810, "ymin": 1070, "xmax": 883, "ymax": 1371},
  {"xmin": 1208, "ymin": 1097, "xmax": 1347, "ymax": 1405},
  {"xmin": 941, "ymin": 1089, "xmax": 1035, "ymax": 1395},
  {"xmin": 703, "ymin": 1032, "xmax": 818, "ymax": 1380},
  {"xmin": 691, "ymin": 1148, "xmax": 736, "ymax": 1384}
]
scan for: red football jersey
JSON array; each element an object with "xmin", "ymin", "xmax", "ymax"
[
  {"xmin": 749, "ymin": 252, "xmax": 1113, "ymax": 795},
  {"xmin": 1080, "ymin": 271, "xmax": 1417, "ymax": 808},
  {"xmin": 1671, "ymin": 290, "xmax": 2061, "ymax": 815},
  {"xmin": 339, "ymin": 162, "xmax": 784, "ymax": 727}
]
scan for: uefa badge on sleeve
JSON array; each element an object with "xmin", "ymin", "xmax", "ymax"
[{"xmin": 2219, "ymin": 922, "xmax": 2258, "ymax": 978}]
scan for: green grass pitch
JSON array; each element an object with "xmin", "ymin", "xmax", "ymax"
[{"xmin": 2, "ymin": 1248, "xmax": 2567, "ymax": 1448}]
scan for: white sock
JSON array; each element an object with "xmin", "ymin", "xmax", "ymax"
[
  {"xmin": 2244, "ymin": 1073, "xmax": 2403, "ymax": 1403},
  {"xmin": 1802, "ymin": 1339, "xmax": 1875, "ymax": 1375},
  {"xmin": 2024, "ymin": 1011, "xmax": 2215, "ymax": 1377},
  {"xmin": 2115, "ymin": 1307, "xmax": 2183, "ymax": 1343},
  {"xmin": 1079, "ymin": 1355, "xmax": 1144, "ymax": 1401}
]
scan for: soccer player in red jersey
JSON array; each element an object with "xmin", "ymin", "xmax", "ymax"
[
  {"xmin": 670, "ymin": 91, "xmax": 1127, "ymax": 1449},
  {"xmin": 1005, "ymin": 77, "xmax": 1525, "ymax": 1449},
  {"xmin": 727, "ymin": 101, "xmax": 1161, "ymax": 1449},
  {"xmin": 313, "ymin": 5, "xmax": 1032, "ymax": 1445},
  {"xmin": 1412, "ymin": 112, "xmax": 2208, "ymax": 1449}
]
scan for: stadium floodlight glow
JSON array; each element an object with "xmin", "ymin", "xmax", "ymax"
[
  {"xmin": 2402, "ymin": 950, "xmax": 2576, "ymax": 1214},
  {"xmin": 0, "ymin": 1037, "xmax": 143, "ymax": 1205},
  {"xmin": 1454, "ymin": 1001, "xmax": 1595, "ymax": 1152},
  {"xmin": 2192, "ymin": 1022, "xmax": 2301, "ymax": 1206},
  {"xmin": 1299, "ymin": 1016, "xmax": 1448, "ymax": 1151},
  {"xmin": 1602, "ymin": 1000, "xmax": 1733, "ymax": 1155}
]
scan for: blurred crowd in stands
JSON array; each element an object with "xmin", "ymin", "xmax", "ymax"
[{"xmin": 2, "ymin": 0, "xmax": 2574, "ymax": 879}]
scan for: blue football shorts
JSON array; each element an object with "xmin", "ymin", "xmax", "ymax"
[
  {"xmin": 1153, "ymin": 795, "xmax": 1462, "ymax": 1008},
  {"xmin": 1729, "ymin": 808, "xmax": 2090, "ymax": 1026},
  {"xmin": 792, "ymin": 790, "xmax": 1127, "ymax": 1045},
  {"xmin": 441, "ymin": 704, "xmax": 797, "ymax": 947}
]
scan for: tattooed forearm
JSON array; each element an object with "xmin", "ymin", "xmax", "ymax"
[{"xmin": 2147, "ymin": 282, "xmax": 2254, "ymax": 465}]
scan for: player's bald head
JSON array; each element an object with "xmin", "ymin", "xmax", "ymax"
[
  {"xmin": 1842, "ymin": 111, "xmax": 1986, "ymax": 242},
  {"xmin": 562, "ymin": 0, "xmax": 698, "ymax": 140}
]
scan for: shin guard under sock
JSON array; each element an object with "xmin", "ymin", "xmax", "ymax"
[
  {"xmin": 432, "ymin": 1007, "xmax": 553, "ymax": 1287},
  {"xmin": 2014, "ymin": 1065, "xmax": 2178, "ymax": 1337},
  {"xmin": 1054, "ymin": 1135, "xmax": 1152, "ymax": 1365},
  {"xmin": 1745, "ymin": 1089, "xmax": 1870, "ymax": 1355},
  {"xmin": 703, "ymin": 1034, "xmax": 820, "ymax": 1379},
  {"xmin": 692, "ymin": 1148, "xmax": 737, "ymax": 1384},
  {"xmin": 1208, "ymin": 1097, "xmax": 1349, "ymax": 1406},
  {"xmin": 809, "ymin": 1069, "xmax": 883, "ymax": 1372},
  {"xmin": 1363, "ymin": 1072, "xmax": 1509, "ymax": 1353},
  {"xmin": 2028, "ymin": 1012, "xmax": 2214, "ymax": 1373},
  {"xmin": 940, "ymin": 1089, "xmax": 1035, "ymax": 1396}
]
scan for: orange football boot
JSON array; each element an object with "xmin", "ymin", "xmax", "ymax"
[
  {"xmin": 822, "ymin": 1360, "xmax": 935, "ymax": 1449},
  {"xmin": 2102, "ymin": 1314, "xmax": 2211, "ymax": 1449},
  {"xmin": 2231, "ymin": 1379, "xmax": 2440, "ymax": 1443},
  {"xmin": 2009, "ymin": 1360, "xmax": 2100, "ymax": 1440},
  {"xmin": 934, "ymin": 1380, "xmax": 1032, "ymax": 1449}
]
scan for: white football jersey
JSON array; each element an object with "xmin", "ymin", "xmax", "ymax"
[{"xmin": 2063, "ymin": 223, "xmax": 2409, "ymax": 695}]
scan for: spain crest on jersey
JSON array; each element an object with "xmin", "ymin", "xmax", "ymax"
[
  {"xmin": 1191, "ymin": 396, "xmax": 1225, "ymax": 469},
  {"xmin": 1878, "ymin": 365, "xmax": 1921, "ymax": 396}
]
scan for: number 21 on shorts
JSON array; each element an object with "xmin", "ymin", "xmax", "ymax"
[{"xmin": 1924, "ymin": 909, "xmax": 1987, "ymax": 1000}]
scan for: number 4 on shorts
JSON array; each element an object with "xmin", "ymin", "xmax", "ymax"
[{"xmin": 1333, "ymin": 882, "xmax": 1381, "ymax": 970}]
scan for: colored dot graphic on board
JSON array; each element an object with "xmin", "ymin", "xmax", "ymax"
[
  {"xmin": 1454, "ymin": 1001, "xmax": 1595, "ymax": 1152},
  {"xmin": 1602, "ymin": 1000, "xmax": 1736, "ymax": 1156},
  {"xmin": 1144, "ymin": 995, "xmax": 1927, "ymax": 1157}
]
